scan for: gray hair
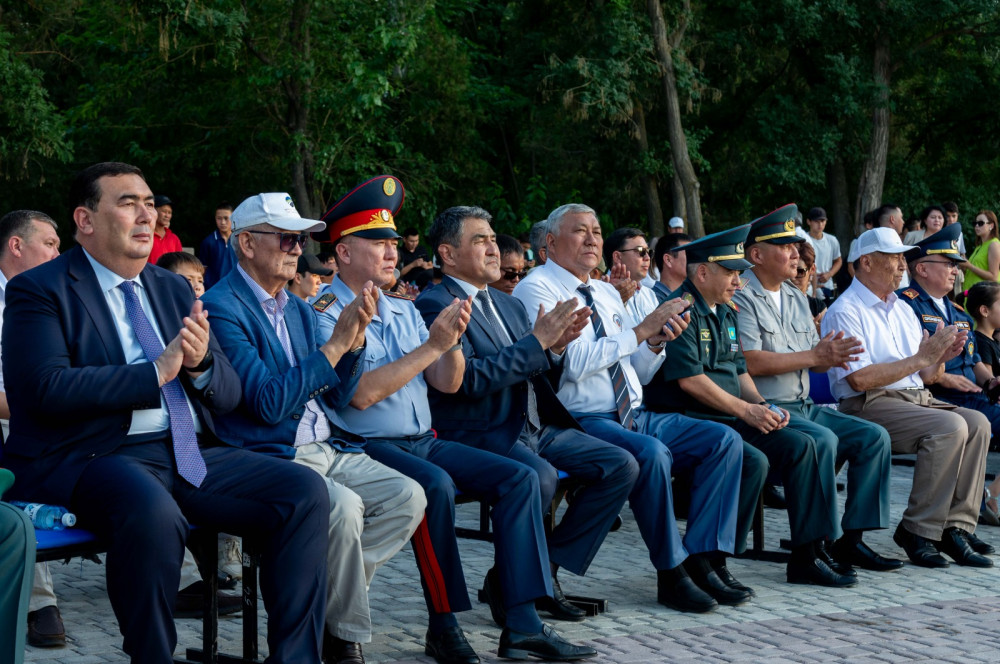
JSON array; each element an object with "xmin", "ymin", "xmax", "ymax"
[
  {"xmin": 231, "ymin": 222, "xmax": 269, "ymax": 262},
  {"xmin": 428, "ymin": 206, "xmax": 492, "ymax": 257},
  {"xmin": 546, "ymin": 203, "xmax": 596, "ymax": 237},
  {"xmin": 529, "ymin": 220, "xmax": 549, "ymax": 257},
  {"xmin": 0, "ymin": 210, "xmax": 58, "ymax": 258}
]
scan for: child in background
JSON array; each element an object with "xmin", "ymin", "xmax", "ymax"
[{"xmin": 157, "ymin": 252, "xmax": 206, "ymax": 297}]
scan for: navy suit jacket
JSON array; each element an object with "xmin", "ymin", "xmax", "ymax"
[
  {"xmin": 1, "ymin": 246, "xmax": 242, "ymax": 504},
  {"xmin": 414, "ymin": 276, "xmax": 579, "ymax": 455},
  {"xmin": 201, "ymin": 267, "xmax": 364, "ymax": 457}
]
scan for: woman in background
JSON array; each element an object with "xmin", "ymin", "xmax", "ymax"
[{"xmin": 961, "ymin": 210, "xmax": 1000, "ymax": 291}]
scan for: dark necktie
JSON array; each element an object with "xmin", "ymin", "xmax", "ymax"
[
  {"xmin": 577, "ymin": 284, "xmax": 634, "ymax": 430},
  {"xmin": 118, "ymin": 281, "xmax": 207, "ymax": 487},
  {"xmin": 476, "ymin": 290, "xmax": 539, "ymax": 429}
]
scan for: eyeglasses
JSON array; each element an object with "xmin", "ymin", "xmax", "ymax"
[
  {"xmin": 920, "ymin": 260, "xmax": 960, "ymax": 270},
  {"xmin": 246, "ymin": 230, "xmax": 309, "ymax": 252},
  {"xmin": 501, "ymin": 269, "xmax": 528, "ymax": 281},
  {"xmin": 619, "ymin": 247, "xmax": 650, "ymax": 258}
]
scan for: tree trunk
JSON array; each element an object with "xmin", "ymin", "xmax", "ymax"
[
  {"xmin": 827, "ymin": 156, "xmax": 852, "ymax": 256},
  {"xmin": 287, "ymin": 0, "xmax": 317, "ymax": 218},
  {"xmin": 671, "ymin": 169, "xmax": 686, "ymax": 219},
  {"xmin": 646, "ymin": 0, "xmax": 703, "ymax": 238},
  {"xmin": 634, "ymin": 103, "xmax": 665, "ymax": 236},
  {"xmin": 855, "ymin": 19, "xmax": 890, "ymax": 228}
]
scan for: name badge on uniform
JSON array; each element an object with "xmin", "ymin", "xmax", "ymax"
[
  {"xmin": 956, "ymin": 321, "xmax": 971, "ymax": 330},
  {"xmin": 700, "ymin": 329, "xmax": 711, "ymax": 341},
  {"xmin": 969, "ymin": 342, "xmax": 975, "ymax": 356},
  {"xmin": 921, "ymin": 314, "xmax": 943, "ymax": 324}
]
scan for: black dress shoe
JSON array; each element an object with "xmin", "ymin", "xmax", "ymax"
[
  {"xmin": 425, "ymin": 626, "xmax": 480, "ymax": 664},
  {"xmin": 763, "ymin": 484, "xmax": 787, "ymax": 509},
  {"xmin": 498, "ymin": 624, "xmax": 597, "ymax": 660},
  {"xmin": 684, "ymin": 558, "xmax": 752, "ymax": 606},
  {"xmin": 27, "ymin": 605, "xmax": 65, "ymax": 648},
  {"xmin": 893, "ymin": 523, "xmax": 949, "ymax": 568},
  {"xmin": 786, "ymin": 556, "xmax": 857, "ymax": 587},
  {"xmin": 656, "ymin": 570, "xmax": 717, "ymax": 613},
  {"xmin": 830, "ymin": 538, "xmax": 904, "ymax": 572},
  {"xmin": 963, "ymin": 530, "xmax": 996, "ymax": 555},
  {"xmin": 712, "ymin": 562, "xmax": 756, "ymax": 598},
  {"xmin": 935, "ymin": 527, "xmax": 994, "ymax": 567},
  {"xmin": 174, "ymin": 581, "xmax": 243, "ymax": 619},
  {"xmin": 323, "ymin": 635, "xmax": 365, "ymax": 664},
  {"xmin": 535, "ymin": 577, "xmax": 586, "ymax": 621},
  {"xmin": 480, "ymin": 567, "xmax": 506, "ymax": 628},
  {"xmin": 816, "ymin": 540, "xmax": 856, "ymax": 577}
]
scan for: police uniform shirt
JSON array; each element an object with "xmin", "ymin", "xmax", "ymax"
[
  {"xmin": 645, "ymin": 279, "xmax": 746, "ymax": 417},
  {"xmin": 896, "ymin": 280, "xmax": 980, "ymax": 399},
  {"xmin": 732, "ymin": 269, "xmax": 816, "ymax": 402},
  {"xmin": 512, "ymin": 259, "xmax": 665, "ymax": 415},
  {"xmin": 822, "ymin": 277, "xmax": 924, "ymax": 401},
  {"xmin": 314, "ymin": 277, "xmax": 430, "ymax": 438}
]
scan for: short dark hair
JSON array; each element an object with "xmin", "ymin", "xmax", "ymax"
[
  {"xmin": 495, "ymin": 234, "xmax": 522, "ymax": 259},
  {"xmin": 967, "ymin": 281, "xmax": 1000, "ymax": 322},
  {"xmin": 216, "ymin": 202, "xmax": 234, "ymax": 212},
  {"xmin": 402, "ymin": 227, "xmax": 419, "ymax": 238},
  {"xmin": 654, "ymin": 232, "xmax": 691, "ymax": 272},
  {"xmin": 876, "ymin": 203, "xmax": 900, "ymax": 228},
  {"xmin": 316, "ymin": 250, "xmax": 336, "ymax": 263},
  {"xmin": 862, "ymin": 208, "xmax": 877, "ymax": 230},
  {"xmin": 156, "ymin": 251, "xmax": 204, "ymax": 274},
  {"xmin": 69, "ymin": 162, "xmax": 145, "ymax": 215},
  {"xmin": 942, "ymin": 201, "xmax": 959, "ymax": 214},
  {"xmin": 0, "ymin": 210, "xmax": 58, "ymax": 258},
  {"xmin": 427, "ymin": 206, "xmax": 492, "ymax": 259},
  {"xmin": 919, "ymin": 205, "xmax": 946, "ymax": 227},
  {"xmin": 603, "ymin": 227, "xmax": 645, "ymax": 267}
]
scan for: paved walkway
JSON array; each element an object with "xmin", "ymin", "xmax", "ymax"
[{"xmin": 23, "ymin": 460, "xmax": 1000, "ymax": 663}]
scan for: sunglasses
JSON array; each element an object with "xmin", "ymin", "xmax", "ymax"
[
  {"xmin": 795, "ymin": 267, "xmax": 808, "ymax": 276},
  {"xmin": 501, "ymin": 269, "xmax": 528, "ymax": 281},
  {"xmin": 620, "ymin": 246, "xmax": 650, "ymax": 257},
  {"xmin": 975, "ymin": 220, "xmax": 991, "ymax": 227},
  {"xmin": 246, "ymin": 230, "xmax": 309, "ymax": 252}
]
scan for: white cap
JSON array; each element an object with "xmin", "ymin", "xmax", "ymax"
[
  {"xmin": 668, "ymin": 216, "xmax": 684, "ymax": 229},
  {"xmin": 847, "ymin": 227, "xmax": 915, "ymax": 262},
  {"xmin": 231, "ymin": 193, "xmax": 326, "ymax": 234}
]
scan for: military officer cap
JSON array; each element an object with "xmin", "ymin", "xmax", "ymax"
[
  {"xmin": 314, "ymin": 175, "xmax": 404, "ymax": 243},
  {"xmin": 904, "ymin": 222, "xmax": 964, "ymax": 264},
  {"xmin": 674, "ymin": 224, "xmax": 754, "ymax": 270},
  {"xmin": 746, "ymin": 203, "xmax": 805, "ymax": 246}
]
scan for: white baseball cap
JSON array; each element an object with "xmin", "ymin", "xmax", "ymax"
[
  {"xmin": 668, "ymin": 216, "xmax": 685, "ymax": 229},
  {"xmin": 847, "ymin": 227, "xmax": 916, "ymax": 262},
  {"xmin": 231, "ymin": 193, "xmax": 326, "ymax": 234}
]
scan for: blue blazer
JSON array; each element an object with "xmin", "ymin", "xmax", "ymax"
[
  {"xmin": 1, "ymin": 246, "xmax": 242, "ymax": 504},
  {"xmin": 201, "ymin": 267, "xmax": 363, "ymax": 457},
  {"xmin": 414, "ymin": 276, "xmax": 579, "ymax": 455}
]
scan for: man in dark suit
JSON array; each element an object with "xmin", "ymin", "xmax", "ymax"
[
  {"xmin": 1, "ymin": 162, "xmax": 332, "ymax": 664},
  {"xmin": 415, "ymin": 206, "xmax": 638, "ymax": 619}
]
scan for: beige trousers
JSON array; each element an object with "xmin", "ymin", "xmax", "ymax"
[{"xmin": 840, "ymin": 388, "xmax": 989, "ymax": 540}]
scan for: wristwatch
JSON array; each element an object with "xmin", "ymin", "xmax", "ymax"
[{"xmin": 188, "ymin": 349, "xmax": 214, "ymax": 373}]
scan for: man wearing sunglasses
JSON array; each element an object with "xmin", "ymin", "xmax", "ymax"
[
  {"xmin": 604, "ymin": 228, "xmax": 659, "ymax": 325},
  {"xmin": 488, "ymin": 234, "xmax": 528, "ymax": 295}
]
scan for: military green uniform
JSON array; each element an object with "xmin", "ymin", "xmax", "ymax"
[{"xmin": 0, "ymin": 469, "xmax": 35, "ymax": 664}]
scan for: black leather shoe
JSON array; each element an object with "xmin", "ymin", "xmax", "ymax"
[
  {"xmin": 425, "ymin": 626, "xmax": 480, "ymax": 664},
  {"xmin": 685, "ymin": 559, "xmax": 751, "ymax": 606},
  {"xmin": 498, "ymin": 624, "xmax": 597, "ymax": 660},
  {"xmin": 963, "ymin": 530, "xmax": 996, "ymax": 555},
  {"xmin": 816, "ymin": 540, "xmax": 856, "ymax": 577},
  {"xmin": 763, "ymin": 484, "xmax": 787, "ymax": 509},
  {"xmin": 830, "ymin": 538, "xmax": 904, "ymax": 572},
  {"xmin": 535, "ymin": 577, "xmax": 586, "ymax": 621},
  {"xmin": 935, "ymin": 527, "xmax": 994, "ymax": 567},
  {"xmin": 786, "ymin": 556, "xmax": 857, "ymax": 587},
  {"xmin": 27, "ymin": 605, "xmax": 65, "ymax": 648},
  {"xmin": 174, "ymin": 582, "xmax": 243, "ymax": 619},
  {"xmin": 712, "ymin": 562, "xmax": 755, "ymax": 598},
  {"xmin": 893, "ymin": 523, "xmax": 949, "ymax": 568},
  {"xmin": 656, "ymin": 570, "xmax": 717, "ymax": 613},
  {"xmin": 323, "ymin": 635, "xmax": 365, "ymax": 664},
  {"xmin": 480, "ymin": 567, "xmax": 506, "ymax": 628}
]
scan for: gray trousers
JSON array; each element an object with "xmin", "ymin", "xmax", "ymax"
[
  {"xmin": 293, "ymin": 443, "xmax": 426, "ymax": 642},
  {"xmin": 1, "ymin": 502, "xmax": 34, "ymax": 664}
]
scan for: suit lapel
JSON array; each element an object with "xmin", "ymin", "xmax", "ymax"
[
  {"xmin": 228, "ymin": 272, "xmax": 294, "ymax": 371},
  {"xmin": 67, "ymin": 247, "xmax": 127, "ymax": 364},
  {"xmin": 442, "ymin": 276, "xmax": 505, "ymax": 349},
  {"xmin": 142, "ymin": 265, "xmax": 183, "ymax": 340}
]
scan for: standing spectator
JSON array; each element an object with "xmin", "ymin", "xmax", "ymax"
[
  {"xmin": 287, "ymin": 253, "xmax": 332, "ymax": 301},
  {"xmin": 803, "ymin": 207, "xmax": 841, "ymax": 302},
  {"xmin": 489, "ymin": 234, "xmax": 527, "ymax": 295},
  {"xmin": 197, "ymin": 202, "xmax": 236, "ymax": 289},
  {"xmin": 518, "ymin": 235, "xmax": 536, "ymax": 269},
  {"xmin": 903, "ymin": 205, "xmax": 946, "ymax": 246},
  {"xmin": 667, "ymin": 217, "xmax": 685, "ymax": 234},
  {"xmin": 148, "ymin": 194, "xmax": 182, "ymax": 264},
  {"xmin": 398, "ymin": 227, "xmax": 434, "ymax": 289},
  {"xmin": 960, "ymin": 210, "xmax": 1000, "ymax": 290},
  {"xmin": 652, "ymin": 233, "xmax": 691, "ymax": 299}
]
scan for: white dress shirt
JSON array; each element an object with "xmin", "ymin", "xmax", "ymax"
[
  {"xmin": 513, "ymin": 259, "xmax": 665, "ymax": 414},
  {"xmin": 821, "ymin": 276, "xmax": 924, "ymax": 401},
  {"xmin": 625, "ymin": 284, "xmax": 660, "ymax": 327}
]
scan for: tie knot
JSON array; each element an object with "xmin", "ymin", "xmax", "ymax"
[
  {"xmin": 576, "ymin": 284, "xmax": 594, "ymax": 306},
  {"xmin": 118, "ymin": 280, "xmax": 137, "ymax": 296},
  {"xmin": 476, "ymin": 290, "xmax": 491, "ymax": 306}
]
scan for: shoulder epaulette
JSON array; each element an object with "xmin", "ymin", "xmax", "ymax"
[
  {"xmin": 384, "ymin": 290, "xmax": 415, "ymax": 301},
  {"xmin": 902, "ymin": 289, "xmax": 919, "ymax": 299},
  {"xmin": 727, "ymin": 301, "xmax": 739, "ymax": 311},
  {"xmin": 312, "ymin": 292, "xmax": 338, "ymax": 312},
  {"xmin": 953, "ymin": 301, "xmax": 966, "ymax": 312}
]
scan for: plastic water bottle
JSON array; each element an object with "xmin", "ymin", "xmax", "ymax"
[{"xmin": 8, "ymin": 501, "xmax": 77, "ymax": 530}]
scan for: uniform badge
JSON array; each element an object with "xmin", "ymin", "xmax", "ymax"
[
  {"xmin": 902, "ymin": 289, "xmax": 919, "ymax": 299},
  {"xmin": 956, "ymin": 321, "xmax": 971, "ymax": 330},
  {"xmin": 727, "ymin": 326, "xmax": 736, "ymax": 340},
  {"xmin": 735, "ymin": 242, "xmax": 744, "ymax": 254},
  {"xmin": 383, "ymin": 178, "xmax": 396, "ymax": 196},
  {"xmin": 969, "ymin": 342, "xmax": 975, "ymax": 356},
  {"xmin": 738, "ymin": 277, "xmax": 749, "ymax": 290},
  {"xmin": 730, "ymin": 343, "xmax": 740, "ymax": 352},
  {"xmin": 784, "ymin": 220, "xmax": 795, "ymax": 232},
  {"xmin": 727, "ymin": 301, "xmax": 739, "ymax": 311},
  {"xmin": 379, "ymin": 209, "xmax": 391, "ymax": 221},
  {"xmin": 285, "ymin": 195, "xmax": 295, "ymax": 208},
  {"xmin": 921, "ymin": 314, "xmax": 943, "ymax": 324},
  {"xmin": 612, "ymin": 313, "xmax": 623, "ymax": 330},
  {"xmin": 700, "ymin": 329, "xmax": 711, "ymax": 341},
  {"xmin": 384, "ymin": 291, "xmax": 415, "ymax": 301},
  {"xmin": 312, "ymin": 292, "xmax": 338, "ymax": 312},
  {"xmin": 682, "ymin": 293, "xmax": 694, "ymax": 305}
]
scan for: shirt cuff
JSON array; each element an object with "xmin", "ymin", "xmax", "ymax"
[{"xmin": 191, "ymin": 366, "xmax": 213, "ymax": 389}]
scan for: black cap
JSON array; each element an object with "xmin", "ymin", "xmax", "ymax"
[
  {"xmin": 747, "ymin": 204, "xmax": 805, "ymax": 246},
  {"xmin": 297, "ymin": 254, "xmax": 334, "ymax": 276},
  {"xmin": 806, "ymin": 207, "xmax": 827, "ymax": 221},
  {"xmin": 675, "ymin": 224, "xmax": 753, "ymax": 271},
  {"xmin": 315, "ymin": 175, "xmax": 404, "ymax": 243},
  {"xmin": 154, "ymin": 195, "xmax": 173, "ymax": 208},
  {"xmin": 904, "ymin": 222, "xmax": 964, "ymax": 263}
]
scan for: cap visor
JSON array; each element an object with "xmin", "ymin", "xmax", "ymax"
[
  {"xmin": 269, "ymin": 218, "xmax": 326, "ymax": 233},
  {"xmin": 352, "ymin": 228, "xmax": 402, "ymax": 240},
  {"xmin": 718, "ymin": 258, "xmax": 755, "ymax": 271}
]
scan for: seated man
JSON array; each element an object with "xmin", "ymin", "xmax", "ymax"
[
  {"xmin": 488, "ymin": 233, "xmax": 527, "ymax": 295},
  {"xmin": 514, "ymin": 204, "xmax": 750, "ymax": 615},
  {"xmin": 416, "ymin": 206, "xmax": 637, "ymax": 622},
  {"xmin": 0, "ymin": 468, "xmax": 34, "ymax": 664},
  {"xmin": 824, "ymin": 227, "xmax": 991, "ymax": 568},
  {"xmin": 897, "ymin": 223, "xmax": 1000, "ymax": 434},
  {"xmin": 646, "ymin": 224, "xmax": 855, "ymax": 587},
  {"xmin": 732, "ymin": 205, "xmax": 900, "ymax": 573},
  {"xmin": 603, "ymin": 227, "xmax": 659, "ymax": 324},
  {"xmin": 201, "ymin": 192, "xmax": 426, "ymax": 664},
  {"xmin": 312, "ymin": 177, "xmax": 595, "ymax": 663},
  {"xmin": 1, "ymin": 162, "xmax": 331, "ymax": 664}
]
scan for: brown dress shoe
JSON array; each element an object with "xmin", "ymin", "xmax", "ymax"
[{"xmin": 27, "ymin": 605, "xmax": 66, "ymax": 648}]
